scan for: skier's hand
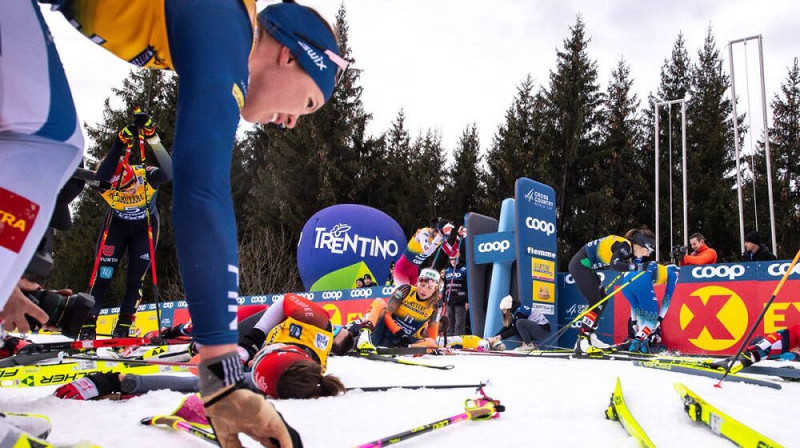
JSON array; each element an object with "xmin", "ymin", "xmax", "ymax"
[
  {"xmin": 119, "ymin": 126, "xmax": 135, "ymax": 144},
  {"xmin": 133, "ymin": 109, "xmax": 156, "ymax": 137},
  {"xmin": 394, "ymin": 330, "xmax": 411, "ymax": 346},
  {"xmin": 204, "ymin": 386, "xmax": 301, "ymax": 448},
  {"xmin": 458, "ymin": 226, "xmax": 467, "ymax": 238}
]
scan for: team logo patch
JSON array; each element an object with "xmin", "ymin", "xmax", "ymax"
[
  {"xmin": 99, "ymin": 266, "xmax": 114, "ymax": 279},
  {"xmin": 289, "ymin": 323, "xmax": 303, "ymax": 339},
  {"xmin": 102, "ymin": 245, "xmax": 115, "ymax": 257},
  {"xmin": 0, "ymin": 187, "xmax": 40, "ymax": 253},
  {"xmin": 315, "ymin": 333, "xmax": 331, "ymax": 350}
]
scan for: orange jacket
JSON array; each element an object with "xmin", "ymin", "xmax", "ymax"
[{"xmin": 680, "ymin": 243, "xmax": 717, "ymax": 265}]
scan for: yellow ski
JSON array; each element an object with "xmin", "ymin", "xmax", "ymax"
[
  {"xmin": 674, "ymin": 383, "xmax": 784, "ymax": 448},
  {"xmin": 0, "ymin": 360, "xmax": 187, "ymax": 388},
  {"xmin": 605, "ymin": 377, "xmax": 655, "ymax": 448}
]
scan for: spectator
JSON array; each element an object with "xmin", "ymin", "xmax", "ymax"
[
  {"xmin": 363, "ymin": 274, "xmax": 375, "ymax": 288},
  {"xmin": 487, "ymin": 295, "xmax": 551, "ymax": 351},
  {"xmin": 443, "ymin": 254, "xmax": 469, "ymax": 336},
  {"xmin": 355, "ymin": 278, "xmax": 365, "ymax": 289},
  {"xmin": 385, "ymin": 261, "xmax": 396, "ymax": 286},
  {"xmin": 742, "ymin": 231, "xmax": 777, "ymax": 262},
  {"xmin": 679, "ymin": 232, "xmax": 717, "ymax": 266}
]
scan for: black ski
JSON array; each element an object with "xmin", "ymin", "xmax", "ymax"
[{"xmin": 633, "ymin": 360, "xmax": 782, "ymax": 389}]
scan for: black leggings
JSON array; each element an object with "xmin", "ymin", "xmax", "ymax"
[
  {"xmin": 568, "ymin": 248, "xmax": 607, "ymax": 316},
  {"xmin": 90, "ymin": 216, "xmax": 159, "ymax": 316}
]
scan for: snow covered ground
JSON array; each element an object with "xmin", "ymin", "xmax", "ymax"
[{"xmin": 0, "ymin": 337, "xmax": 797, "ymax": 448}]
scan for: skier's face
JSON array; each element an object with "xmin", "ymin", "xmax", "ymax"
[
  {"xmin": 417, "ymin": 279, "xmax": 437, "ymax": 299},
  {"xmin": 243, "ymin": 30, "xmax": 325, "ymax": 128},
  {"xmin": 633, "ymin": 244, "xmax": 652, "ymax": 258}
]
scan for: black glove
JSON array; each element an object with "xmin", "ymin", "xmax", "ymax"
[
  {"xmin": 238, "ymin": 328, "xmax": 267, "ymax": 362},
  {"xmin": 118, "ymin": 126, "xmax": 135, "ymax": 144},
  {"xmin": 394, "ymin": 330, "xmax": 411, "ymax": 346},
  {"xmin": 133, "ymin": 109, "xmax": 156, "ymax": 137}
]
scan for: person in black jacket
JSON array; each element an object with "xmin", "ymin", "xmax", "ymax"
[
  {"xmin": 742, "ymin": 231, "xmax": 777, "ymax": 262},
  {"xmin": 444, "ymin": 254, "xmax": 469, "ymax": 336}
]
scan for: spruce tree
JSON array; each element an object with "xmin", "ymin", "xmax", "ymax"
[
  {"xmin": 751, "ymin": 58, "xmax": 800, "ymax": 256},
  {"xmin": 441, "ymin": 123, "xmax": 486, "ymax": 224},
  {"xmin": 485, "ymin": 75, "xmax": 543, "ymax": 214},
  {"xmin": 686, "ymin": 27, "xmax": 738, "ymax": 260},
  {"xmin": 597, "ymin": 59, "xmax": 648, "ymax": 234},
  {"xmin": 539, "ymin": 16, "xmax": 605, "ymax": 267}
]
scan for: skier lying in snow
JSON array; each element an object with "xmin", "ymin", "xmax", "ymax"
[
  {"xmin": 55, "ymin": 294, "xmax": 351, "ymax": 400},
  {"xmin": 721, "ymin": 323, "xmax": 800, "ymax": 370},
  {"xmin": 435, "ymin": 314, "xmax": 502, "ymax": 351}
]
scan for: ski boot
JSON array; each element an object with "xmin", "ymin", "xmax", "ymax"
[
  {"xmin": 356, "ymin": 328, "xmax": 376, "ymax": 354},
  {"xmin": 575, "ymin": 329, "xmax": 609, "ymax": 355},
  {"xmin": 627, "ymin": 337, "xmax": 650, "ymax": 354},
  {"xmin": 112, "ymin": 314, "xmax": 133, "ymax": 338},
  {"xmin": 77, "ymin": 315, "xmax": 97, "ymax": 340},
  {"xmin": 711, "ymin": 345, "xmax": 765, "ymax": 373}
]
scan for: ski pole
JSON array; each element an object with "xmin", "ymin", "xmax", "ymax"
[
  {"xmin": 141, "ymin": 415, "xmax": 218, "ymax": 445},
  {"xmin": 18, "ymin": 337, "xmax": 157, "ymax": 355},
  {"xmin": 348, "ymin": 351, "xmax": 454, "ymax": 370},
  {"xmin": 346, "ymin": 381, "xmax": 487, "ymax": 392},
  {"xmin": 135, "ymin": 124, "xmax": 162, "ymax": 336},
  {"xmin": 717, "ymin": 247, "xmax": 800, "ymax": 387},
  {"xmin": 538, "ymin": 270, "xmax": 646, "ymax": 349},
  {"xmin": 353, "ymin": 393, "xmax": 504, "ymax": 448},
  {"xmin": 64, "ymin": 354, "xmax": 195, "ymax": 367}
]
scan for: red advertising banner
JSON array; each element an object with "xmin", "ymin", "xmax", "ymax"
[{"xmin": 613, "ymin": 262, "xmax": 800, "ymax": 355}]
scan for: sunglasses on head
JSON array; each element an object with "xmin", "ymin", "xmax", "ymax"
[
  {"xmin": 264, "ymin": 20, "xmax": 350, "ymax": 88},
  {"xmin": 297, "ymin": 33, "xmax": 350, "ymax": 86}
]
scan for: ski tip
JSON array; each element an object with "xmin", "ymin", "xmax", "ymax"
[{"xmin": 140, "ymin": 416, "xmax": 154, "ymax": 425}]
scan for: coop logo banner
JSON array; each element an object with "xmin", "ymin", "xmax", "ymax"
[
  {"xmin": 682, "ymin": 262, "xmax": 755, "ymax": 283},
  {"xmin": 515, "ymin": 178, "xmax": 557, "ymax": 260},
  {"xmin": 297, "ymin": 204, "xmax": 406, "ymax": 291},
  {"xmin": 765, "ymin": 261, "xmax": 800, "ymax": 278},
  {"xmin": 473, "ymin": 232, "xmax": 515, "ymax": 264}
]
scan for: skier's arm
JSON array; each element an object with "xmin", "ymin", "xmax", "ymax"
[
  {"xmin": 608, "ymin": 241, "xmax": 636, "ymax": 271},
  {"xmin": 145, "ymin": 135, "xmax": 173, "ymax": 184},
  {"xmin": 659, "ymin": 265, "xmax": 680, "ymax": 319},
  {"xmin": 384, "ymin": 285, "xmax": 411, "ymax": 334},
  {"xmin": 95, "ymin": 134, "xmax": 128, "ymax": 185}
]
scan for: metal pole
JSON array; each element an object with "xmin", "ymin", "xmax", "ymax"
[
  {"xmin": 655, "ymin": 102, "xmax": 660, "ymax": 261},
  {"xmin": 758, "ymin": 36, "xmax": 778, "ymax": 256},
  {"xmin": 729, "ymin": 42, "xmax": 746, "ymax": 250},
  {"xmin": 668, "ymin": 106, "xmax": 674, "ymax": 250},
  {"xmin": 681, "ymin": 100, "xmax": 688, "ymax": 247}
]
